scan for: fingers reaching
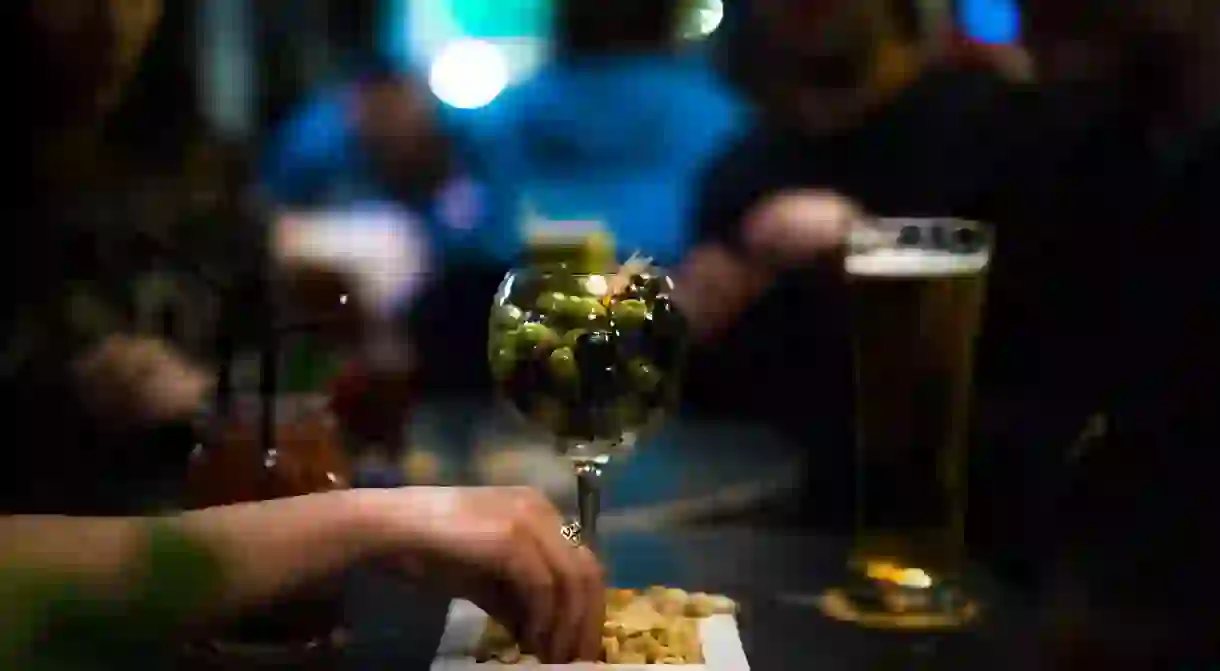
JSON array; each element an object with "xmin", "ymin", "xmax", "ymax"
[
  {"xmin": 514, "ymin": 489, "xmax": 603, "ymax": 662},
  {"xmin": 373, "ymin": 486, "xmax": 606, "ymax": 664}
]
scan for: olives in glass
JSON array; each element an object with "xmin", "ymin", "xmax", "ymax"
[{"xmin": 488, "ymin": 264, "xmax": 686, "ymax": 447}]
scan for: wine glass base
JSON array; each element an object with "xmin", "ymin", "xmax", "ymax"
[{"xmin": 817, "ymin": 571, "xmax": 979, "ymax": 631}]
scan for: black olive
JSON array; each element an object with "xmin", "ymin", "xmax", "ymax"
[
  {"xmin": 643, "ymin": 297, "xmax": 687, "ymax": 371},
  {"xmin": 646, "ymin": 276, "xmax": 670, "ymax": 301},
  {"xmin": 589, "ymin": 404, "xmax": 624, "ymax": 440},
  {"xmin": 615, "ymin": 327, "xmax": 647, "ymax": 362},
  {"xmin": 505, "ymin": 356, "xmax": 554, "ymax": 416},
  {"xmin": 575, "ymin": 330, "xmax": 619, "ymax": 371},
  {"xmin": 564, "ymin": 403, "xmax": 597, "ymax": 441},
  {"xmin": 576, "ymin": 332, "xmax": 621, "ymax": 405},
  {"xmin": 582, "ymin": 369, "xmax": 622, "ymax": 407},
  {"xmin": 651, "ymin": 296, "xmax": 685, "ymax": 332}
]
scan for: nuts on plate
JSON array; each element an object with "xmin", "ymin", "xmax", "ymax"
[{"xmin": 473, "ymin": 587, "xmax": 736, "ymax": 665}]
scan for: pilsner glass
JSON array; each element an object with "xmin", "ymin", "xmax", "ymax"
[{"xmin": 820, "ymin": 218, "xmax": 991, "ymax": 630}]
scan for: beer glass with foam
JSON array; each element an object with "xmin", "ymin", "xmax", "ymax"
[{"xmin": 820, "ymin": 218, "xmax": 992, "ymax": 630}]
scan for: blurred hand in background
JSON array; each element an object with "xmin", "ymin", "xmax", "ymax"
[
  {"xmin": 677, "ymin": 190, "xmax": 857, "ymax": 341},
  {"xmin": 75, "ymin": 334, "xmax": 213, "ymax": 428},
  {"xmin": 742, "ymin": 190, "xmax": 857, "ymax": 266}
]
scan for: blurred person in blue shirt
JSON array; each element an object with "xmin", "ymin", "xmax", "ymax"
[
  {"xmin": 261, "ymin": 60, "xmax": 484, "ymax": 263},
  {"xmin": 462, "ymin": 0, "xmax": 750, "ymax": 267}
]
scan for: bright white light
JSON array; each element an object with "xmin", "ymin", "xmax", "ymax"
[
  {"xmin": 699, "ymin": 0, "xmax": 724, "ymax": 36},
  {"xmin": 429, "ymin": 39, "xmax": 509, "ymax": 110},
  {"xmin": 584, "ymin": 275, "xmax": 609, "ymax": 297}
]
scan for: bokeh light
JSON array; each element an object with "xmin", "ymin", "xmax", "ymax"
[
  {"xmin": 960, "ymin": 0, "xmax": 1021, "ymax": 45},
  {"xmin": 428, "ymin": 39, "xmax": 509, "ymax": 109},
  {"xmin": 683, "ymin": 0, "xmax": 724, "ymax": 39},
  {"xmin": 698, "ymin": 0, "xmax": 724, "ymax": 37}
]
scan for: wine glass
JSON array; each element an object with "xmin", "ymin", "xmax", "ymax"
[{"xmin": 488, "ymin": 261, "xmax": 686, "ymax": 549}]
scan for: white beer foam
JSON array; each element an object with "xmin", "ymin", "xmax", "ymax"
[{"xmin": 847, "ymin": 248, "xmax": 990, "ymax": 277}]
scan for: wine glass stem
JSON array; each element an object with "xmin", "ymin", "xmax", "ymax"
[{"xmin": 574, "ymin": 460, "xmax": 603, "ymax": 551}]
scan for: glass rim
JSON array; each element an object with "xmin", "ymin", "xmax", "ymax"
[
  {"xmin": 502, "ymin": 259, "xmax": 668, "ymax": 276},
  {"xmin": 849, "ymin": 217, "xmax": 994, "ymax": 256}
]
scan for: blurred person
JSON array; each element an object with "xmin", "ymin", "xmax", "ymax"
[
  {"xmin": 11, "ymin": 0, "xmax": 232, "ymax": 515},
  {"xmin": 5, "ymin": 0, "xmax": 605, "ymax": 662},
  {"xmin": 674, "ymin": 0, "xmax": 1028, "ymax": 528},
  {"xmin": 261, "ymin": 60, "xmax": 480, "ymax": 255},
  {"xmin": 463, "ymin": 0, "xmax": 749, "ymax": 268},
  {"xmin": 1010, "ymin": 0, "xmax": 1220, "ymax": 665},
  {"xmin": 399, "ymin": 0, "xmax": 750, "ymax": 413},
  {"xmin": 682, "ymin": 0, "xmax": 1220, "ymax": 661},
  {"xmin": 262, "ymin": 60, "xmax": 497, "ymax": 437}
]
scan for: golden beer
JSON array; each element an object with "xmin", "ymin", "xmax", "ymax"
[{"xmin": 822, "ymin": 219, "xmax": 990, "ymax": 630}]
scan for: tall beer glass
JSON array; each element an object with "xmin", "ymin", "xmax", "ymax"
[{"xmin": 820, "ymin": 218, "xmax": 991, "ymax": 630}]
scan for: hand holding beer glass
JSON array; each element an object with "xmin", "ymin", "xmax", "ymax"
[{"xmin": 820, "ymin": 217, "xmax": 992, "ymax": 630}]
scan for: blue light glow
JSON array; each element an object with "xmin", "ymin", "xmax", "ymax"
[{"xmin": 959, "ymin": 0, "xmax": 1021, "ymax": 45}]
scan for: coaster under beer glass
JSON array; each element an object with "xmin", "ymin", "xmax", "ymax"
[{"xmin": 819, "ymin": 218, "xmax": 991, "ymax": 630}]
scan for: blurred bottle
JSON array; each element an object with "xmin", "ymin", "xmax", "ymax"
[{"xmin": 329, "ymin": 355, "xmax": 416, "ymax": 458}]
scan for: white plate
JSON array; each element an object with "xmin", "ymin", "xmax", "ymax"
[{"xmin": 431, "ymin": 600, "xmax": 750, "ymax": 670}]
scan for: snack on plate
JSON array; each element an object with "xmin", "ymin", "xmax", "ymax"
[{"xmin": 474, "ymin": 587, "xmax": 736, "ymax": 665}]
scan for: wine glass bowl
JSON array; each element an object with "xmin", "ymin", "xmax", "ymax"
[
  {"xmin": 489, "ymin": 261, "xmax": 686, "ymax": 549},
  {"xmin": 489, "ymin": 266, "xmax": 685, "ymax": 460}
]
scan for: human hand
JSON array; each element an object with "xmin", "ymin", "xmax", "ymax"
[
  {"xmin": 368, "ymin": 487, "xmax": 604, "ymax": 663},
  {"xmin": 673, "ymin": 243, "xmax": 774, "ymax": 341},
  {"xmin": 742, "ymin": 190, "xmax": 859, "ymax": 267},
  {"xmin": 74, "ymin": 335, "xmax": 213, "ymax": 427}
]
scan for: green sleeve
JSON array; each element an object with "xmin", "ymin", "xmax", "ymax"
[{"xmin": 0, "ymin": 523, "xmax": 226, "ymax": 670}]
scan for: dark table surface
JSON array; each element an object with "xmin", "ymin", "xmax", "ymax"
[{"xmin": 342, "ymin": 529, "xmax": 1047, "ymax": 670}]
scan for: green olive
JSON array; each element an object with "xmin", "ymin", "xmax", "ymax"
[
  {"xmin": 548, "ymin": 346, "xmax": 580, "ymax": 386},
  {"xmin": 535, "ymin": 291, "xmax": 567, "ymax": 314},
  {"xmin": 489, "ymin": 346, "xmax": 517, "ymax": 381},
  {"xmin": 562, "ymin": 328, "xmax": 588, "ymax": 348},
  {"xmin": 492, "ymin": 329, "xmax": 518, "ymax": 353},
  {"xmin": 515, "ymin": 322, "xmax": 557, "ymax": 350},
  {"xmin": 627, "ymin": 358, "xmax": 662, "ymax": 393},
  {"xmin": 561, "ymin": 296, "xmax": 607, "ymax": 323},
  {"xmin": 610, "ymin": 299, "xmax": 649, "ymax": 328},
  {"xmin": 492, "ymin": 304, "xmax": 526, "ymax": 330}
]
